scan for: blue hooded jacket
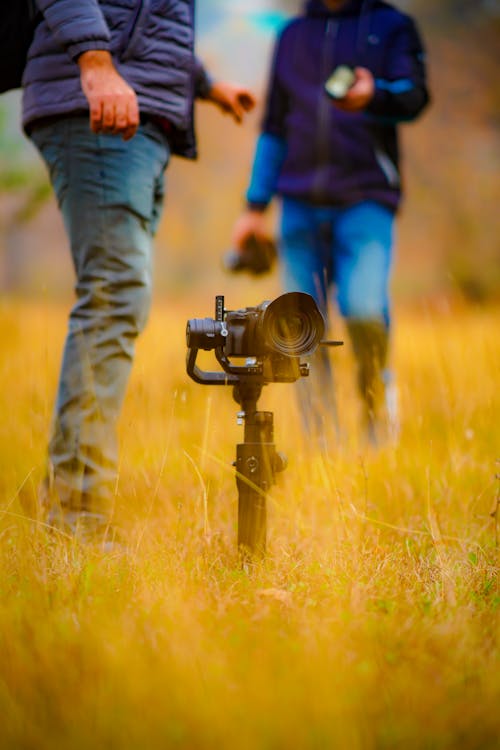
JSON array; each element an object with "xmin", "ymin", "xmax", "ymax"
[
  {"xmin": 22, "ymin": 0, "xmax": 211, "ymax": 158},
  {"xmin": 246, "ymin": 0, "xmax": 430, "ymax": 212}
]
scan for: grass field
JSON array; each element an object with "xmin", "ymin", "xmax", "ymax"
[{"xmin": 0, "ymin": 296, "xmax": 499, "ymax": 749}]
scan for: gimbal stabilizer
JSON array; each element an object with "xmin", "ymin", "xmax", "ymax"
[{"xmin": 186, "ymin": 293, "xmax": 342, "ymax": 557}]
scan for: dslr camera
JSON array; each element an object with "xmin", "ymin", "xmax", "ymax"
[
  {"xmin": 186, "ymin": 292, "xmax": 327, "ymax": 386},
  {"xmin": 223, "ymin": 235, "xmax": 277, "ymax": 276}
]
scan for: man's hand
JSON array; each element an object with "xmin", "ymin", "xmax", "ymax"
[
  {"xmin": 231, "ymin": 209, "xmax": 270, "ymax": 250},
  {"xmin": 78, "ymin": 51, "xmax": 139, "ymax": 140},
  {"xmin": 207, "ymin": 81, "xmax": 256, "ymax": 123},
  {"xmin": 333, "ymin": 67, "xmax": 375, "ymax": 112}
]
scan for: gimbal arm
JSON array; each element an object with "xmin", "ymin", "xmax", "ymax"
[{"xmin": 186, "ymin": 347, "xmax": 240, "ymax": 385}]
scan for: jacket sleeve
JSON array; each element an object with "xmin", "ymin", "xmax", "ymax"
[
  {"xmin": 244, "ymin": 32, "xmax": 289, "ymax": 209},
  {"xmin": 193, "ymin": 57, "xmax": 213, "ymax": 99},
  {"xmin": 261, "ymin": 32, "xmax": 289, "ymax": 139},
  {"xmin": 366, "ymin": 16, "xmax": 430, "ymax": 122},
  {"xmin": 34, "ymin": 0, "xmax": 111, "ymax": 60},
  {"xmin": 246, "ymin": 133, "xmax": 288, "ymax": 210}
]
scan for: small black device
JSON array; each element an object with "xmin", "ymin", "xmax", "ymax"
[
  {"xmin": 186, "ymin": 293, "xmax": 343, "ymax": 557},
  {"xmin": 325, "ymin": 65, "xmax": 356, "ymax": 100},
  {"xmin": 223, "ymin": 234, "xmax": 277, "ymax": 276}
]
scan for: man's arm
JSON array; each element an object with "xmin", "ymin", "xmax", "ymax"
[
  {"xmin": 34, "ymin": 0, "xmax": 110, "ymax": 58},
  {"xmin": 35, "ymin": 0, "xmax": 139, "ymax": 138},
  {"xmin": 231, "ymin": 133, "xmax": 287, "ymax": 250},
  {"xmin": 205, "ymin": 81, "xmax": 256, "ymax": 124},
  {"xmin": 243, "ymin": 33, "xmax": 289, "ymax": 212},
  {"xmin": 194, "ymin": 56, "xmax": 256, "ymax": 124},
  {"xmin": 231, "ymin": 34, "xmax": 289, "ymax": 249},
  {"xmin": 334, "ymin": 16, "xmax": 429, "ymax": 121},
  {"xmin": 365, "ymin": 16, "xmax": 430, "ymax": 122}
]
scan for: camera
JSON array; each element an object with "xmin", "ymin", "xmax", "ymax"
[
  {"xmin": 186, "ymin": 290, "xmax": 343, "ymax": 391},
  {"xmin": 222, "ymin": 235, "xmax": 277, "ymax": 276},
  {"xmin": 187, "ymin": 292, "xmax": 324, "ymax": 358},
  {"xmin": 186, "ymin": 292, "xmax": 328, "ymax": 385}
]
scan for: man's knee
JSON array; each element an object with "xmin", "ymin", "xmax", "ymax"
[
  {"xmin": 336, "ymin": 229, "xmax": 392, "ymax": 321},
  {"xmin": 120, "ymin": 273, "xmax": 152, "ymax": 335},
  {"xmin": 337, "ymin": 267, "xmax": 389, "ymax": 322},
  {"xmin": 339, "ymin": 295, "xmax": 388, "ymax": 322},
  {"xmin": 338, "ymin": 288, "xmax": 389, "ymax": 325},
  {"xmin": 74, "ymin": 268, "xmax": 153, "ymax": 337}
]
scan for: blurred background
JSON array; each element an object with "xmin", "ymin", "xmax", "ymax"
[{"xmin": 0, "ymin": 0, "xmax": 499, "ymax": 305}]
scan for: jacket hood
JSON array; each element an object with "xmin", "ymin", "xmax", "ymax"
[{"xmin": 305, "ymin": 0, "xmax": 370, "ymax": 17}]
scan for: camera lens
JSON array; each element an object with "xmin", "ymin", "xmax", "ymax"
[
  {"xmin": 186, "ymin": 318, "xmax": 226, "ymax": 350},
  {"xmin": 262, "ymin": 292, "xmax": 324, "ymax": 357}
]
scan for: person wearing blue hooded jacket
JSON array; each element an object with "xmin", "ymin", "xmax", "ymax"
[
  {"xmin": 24, "ymin": 0, "xmax": 256, "ymax": 542},
  {"xmin": 231, "ymin": 0, "xmax": 429, "ymax": 446}
]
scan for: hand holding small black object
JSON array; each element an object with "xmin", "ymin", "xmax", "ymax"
[{"xmin": 223, "ymin": 234, "xmax": 277, "ymax": 276}]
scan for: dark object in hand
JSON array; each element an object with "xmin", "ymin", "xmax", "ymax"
[
  {"xmin": 223, "ymin": 235, "xmax": 277, "ymax": 276},
  {"xmin": 325, "ymin": 65, "xmax": 356, "ymax": 100}
]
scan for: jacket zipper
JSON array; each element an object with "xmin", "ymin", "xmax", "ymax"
[{"xmin": 313, "ymin": 18, "xmax": 338, "ymax": 201}]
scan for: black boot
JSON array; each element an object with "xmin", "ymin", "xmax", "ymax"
[{"xmin": 346, "ymin": 318, "xmax": 390, "ymax": 446}]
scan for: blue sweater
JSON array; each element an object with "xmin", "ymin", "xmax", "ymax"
[
  {"xmin": 22, "ymin": 0, "xmax": 211, "ymax": 158},
  {"xmin": 247, "ymin": 0, "xmax": 430, "ymax": 212}
]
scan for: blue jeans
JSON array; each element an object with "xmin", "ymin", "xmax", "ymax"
[
  {"xmin": 31, "ymin": 117, "xmax": 170, "ymax": 514},
  {"xmin": 279, "ymin": 198, "xmax": 395, "ymax": 439}
]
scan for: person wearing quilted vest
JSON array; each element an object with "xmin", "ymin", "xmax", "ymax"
[{"xmin": 25, "ymin": 0, "xmax": 255, "ymax": 543}]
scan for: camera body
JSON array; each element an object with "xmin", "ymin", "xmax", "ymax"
[
  {"xmin": 223, "ymin": 235, "xmax": 277, "ymax": 276},
  {"xmin": 186, "ymin": 293, "xmax": 326, "ymax": 386}
]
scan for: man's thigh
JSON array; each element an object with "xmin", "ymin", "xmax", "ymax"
[
  {"xmin": 31, "ymin": 117, "xmax": 170, "ymax": 277},
  {"xmin": 280, "ymin": 198, "xmax": 331, "ymax": 316},
  {"xmin": 333, "ymin": 201, "xmax": 394, "ymax": 325}
]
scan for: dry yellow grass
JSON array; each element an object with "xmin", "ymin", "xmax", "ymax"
[{"xmin": 0, "ymin": 294, "xmax": 499, "ymax": 749}]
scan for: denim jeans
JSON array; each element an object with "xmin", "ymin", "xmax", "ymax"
[
  {"xmin": 279, "ymin": 198, "xmax": 395, "ymax": 440},
  {"xmin": 31, "ymin": 117, "xmax": 170, "ymax": 515}
]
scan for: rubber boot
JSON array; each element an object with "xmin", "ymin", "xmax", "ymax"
[{"xmin": 345, "ymin": 318, "xmax": 390, "ymax": 446}]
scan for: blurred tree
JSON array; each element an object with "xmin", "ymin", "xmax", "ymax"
[{"xmin": 0, "ymin": 101, "xmax": 50, "ymax": 290}]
